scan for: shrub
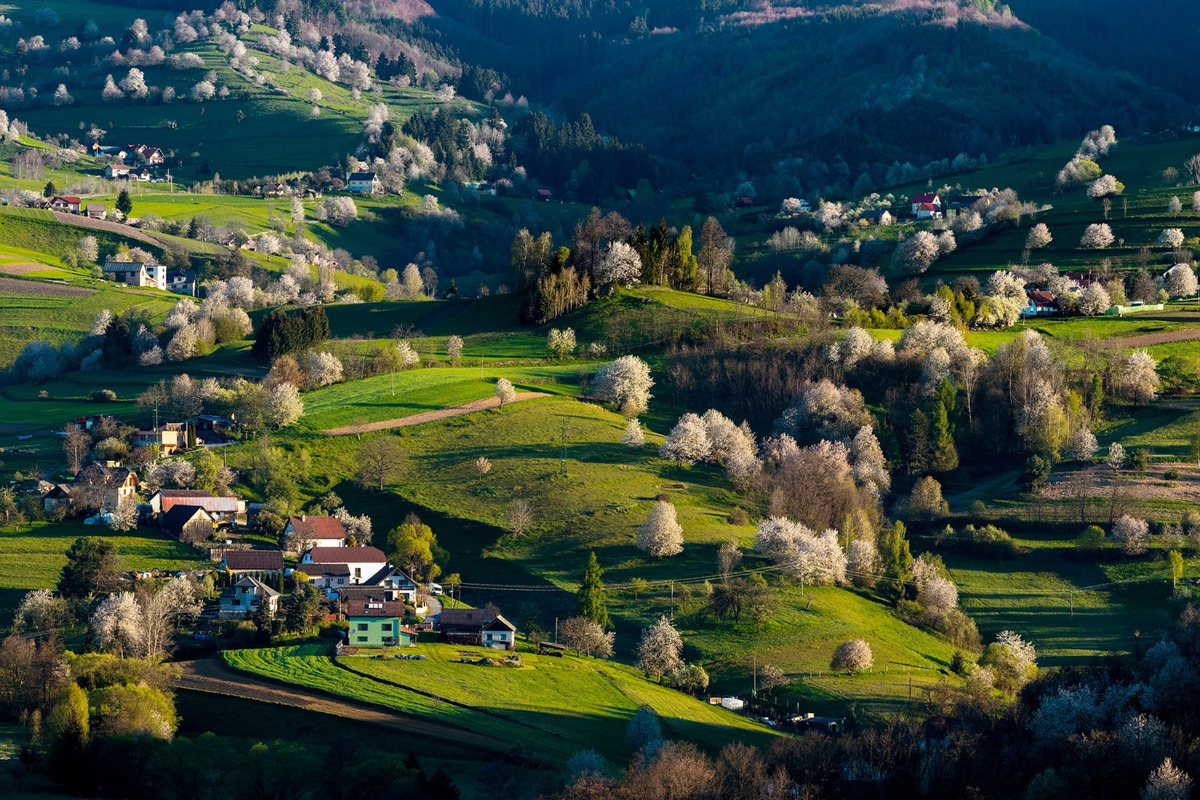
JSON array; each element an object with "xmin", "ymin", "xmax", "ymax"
[
  {"xmin": 1165, "ymin": 469, "xmax": 1181, "ymax": 480},
  {"xmin": 1126, "ymin": 448, "xmax": 1149, "ymax": 471},
  {"xmin": 950, "ymin": 650, "xmax": 970, "ymax": 675},
  {"xmin": 729, "ymin": 507, "xmax": 749, "ymax": 526},
  {"xmin": 91, "ymin": 389, "xmax": 117, "ymax": 402}
]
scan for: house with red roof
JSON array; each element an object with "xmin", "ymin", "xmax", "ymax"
[
  {"xmin": 911, "ymin": 192, "xmax": 942, "ymax": 217},
  {"xmin": 50, "ymin": 196, "xmax": 81, "ymax": 214},
  {"xmin": 281, "ymin": 515, "xmax": 346, "ymax": 554}
]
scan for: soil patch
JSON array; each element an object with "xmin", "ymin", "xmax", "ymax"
[
  {"xmin": 0, "ymin": 276, "xmax": 93, "ymax": 296},
  {"xmin": 1097, "ymin": 329, "xmax": 1200, "ymax": 349}
]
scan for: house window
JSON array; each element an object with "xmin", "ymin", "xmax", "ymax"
[
  {"xmin": 356, "ymin": 636, "xmax": 367, "ymax": 643},
  {"xmin": 381, "ymin": 623, "xmax": 392, "ymax": 631},
  {"xmin": 357, "ymin": 623, "xmax": 368, "ymax": 631},
  {"xmin": 354, "ymin": 567, "xmax": 362, "ymax": 579},
  {"xmin": 486, "ymin": 633, "xmax": 492, "ymax": 640}
]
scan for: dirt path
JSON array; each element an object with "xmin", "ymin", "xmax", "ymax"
[
  {"xmin": 1097, "ymin": 328, "xmax": 1200, "ymax": 349},
  {"xmin": 322, "ymin": 392, "xmax": 551, "ymax": 435},
  {"xmin": 172, "ymin": 658, "xmax": 509, "ymax": 751}
]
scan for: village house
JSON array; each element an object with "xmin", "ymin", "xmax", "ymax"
[
  {"xmin": 149, "ymin": 489, "xmax": 244, "ymax": 523},
  {"xmin": 86, "ymin": 204, "xmax": 107, "ymax": 220},
  {"xmin": 73, "ymin": 414, "xmax": 121, "ymax": 433},
  {"xmin": 345, "ymin": 597, "xmax": 415, "ymax": 647},
  {"xmin": 300, "ymin": 546, "xmax": 387, "ymax": 586},
  {"xmin": 219, "ymin": 576, "xmax": 280, "ymax": 619},
  {"xmin": 166, "ymin": 269, "xmax": 197, "ymax": 296},
  {"xmin": 438, "ymin": 607, "xmax": 516, "ymax": 651},
  {"xmin": 127, "ymin": 144, "xmax": 165, "ymax": 165},
  {"xmin": 49, "ymin": 196, "xmax": 81, "ymax": 214},
  {"xmin": 42, "ymin": 484, "xmax": 72, "ymax": 514},
  {"xmin": 307, "ymin": 563, "xmax": 352, "ymax": 594},
  {"xmin": 281, "ymin": 515, "xmax": 346, "ymax": 554},
  {"xmin": 911, "ymin": 192, "xmax": 942, "ymax": 216},
  {"xmin": 72, "ymin": 464, "xmax": 139, "ymax": 510},
  {"xmin": 858, "ymin": 209, "xmax": 894, "ymax": 226},
  {"xmin": 222, "ymin": 549, "xmax": 284, "ymax": 581},
  {"xmin": 363, "ymin": 565, "xmax": 418, "ymax": 602},
  {"xmin": 535, "ymin": 188, "xmax": 555, "ymax": 202},
  {"xmin": 105, "ymin": 165, "xmax": 130, "ymax": 179},
  {"xmin": 346, "ymin": 171, "xmax": 378, "ymax": 194},
  {"xmin": 1022, "ymin": 290, "xmax": 1059, "ymax": 318},
  {"xmin": 103, "ymin": 257, "xmax": 167, "ymax": 290},
  {"xmin": 160, "ymin": 504, "xmax": 215, "ymax": 542},
  {"xmin": 132, "ymin": 423, "xmax": 184, "ymax": 456}
]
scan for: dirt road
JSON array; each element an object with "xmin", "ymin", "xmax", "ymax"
[
  {"xmin": 322, "ymin": 392, "xmax": 551, "ymax": 435},
  {"xmin": 1097, "ymin": 328, "xmax": 1200, "ymax": 349},
  {"xmin": 172, "ymin": 658, "xmax": 509, "ymax": 751}
]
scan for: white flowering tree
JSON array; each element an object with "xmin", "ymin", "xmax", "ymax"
[
  {"xmin": 1080, "ymin": 223, "xmax": 1115, "ymax": 249},
  {"xmin": 637, "ymin": 500, "xmax": 684, "ymax": 558},
  {"xmin": 494, "ymin": 377, "xmax": 516, "ymax": 408},
  {"xmin": 831, "ymin": 639, "xmax": 873, "ymax": 674},
  {"xmin": 593, "ymin": 355, "xmax": 654, "ymax": 417},
  {"xmin": 635, "ymin": 616, "xmax": 684, "ymax": 681},
  {"xmin": 1025, "ymin": 223, "xmax": 1052, "ymax": 250},
  {"xmin": 596, "ymin": 241, "xmax": 642, "ymax": 287},
  {"xmin": 658, "ymin": 413, "xmax": 711, "ymax": 466}
]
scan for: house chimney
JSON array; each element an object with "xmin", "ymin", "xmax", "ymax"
[{"xmin": 301, "ymin": 515, "xmax": 306, "ymax": 522}]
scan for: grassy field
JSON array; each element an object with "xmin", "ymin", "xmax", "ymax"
[
  {"xmin": 300, "ymin": 364, "xmax": 587, "ymax": 430},
  {"xmin": 0, "ymin": 521, "xmax": 204, "ymax": 622},
  {"xmin": 224, "ymin": 642, "xmax": 779, "ymax": 764}
]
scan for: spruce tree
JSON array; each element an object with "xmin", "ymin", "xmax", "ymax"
[
  {"xmin": 905, "ymin": 409, "xmax": 932, "ymax": 479},
  {"xmin": 929, "ymin": 401, "xmax": 959, "ymax": 473},
  {"xmin": 576, "ymin": 551, "xmax": 609, "ymax": 628},
  {"xmin": 116, "ymin": 189, "xmax": 133, "ymax": 217}
]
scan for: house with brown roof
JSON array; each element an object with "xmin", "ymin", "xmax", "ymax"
[
  {"xmin": 438, "ymin": 608, "xmax": 516, "ymax": 650},
  {"xmin": 86, "ymin": 204, "xmax": 107, "ymax": 220},
  {"xmin": 281, "ymin": 515, "xmax": 346, "ymax": 554},
  {"xmin": 300, "ymin": 546, "xmax": 387, "ymax": 586},
  {"xmin": 149, "ymin": 489, "xmax": 244, "ymax": 522},
  {"xmin": 222, "ymin": 549, "xmax": 284, "ymax": 580},
  {"xmin": 219, "ymin": 576, "xmax": 280, "ymax": 619}
]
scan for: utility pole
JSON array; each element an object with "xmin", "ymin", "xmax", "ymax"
[
  {"xmin": 554, "ymin": 616, "xmax": 558, "ymax": 644},
  {"xmin": 670, "ymin": 582, "xmax": 675, "ymax": 619},
  {"xmin": 752, "ymin": 656, "xmax": 757, "ymax": 698}
]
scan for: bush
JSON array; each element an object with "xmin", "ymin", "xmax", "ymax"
[
  {"xmin": 729, "ymin": 507, "xmax": 749, "ymax": 526},
  {"xmin": 1076, "ymin": 525, "xmax": 1105, "ymax": 555},
  {"xmin": 950, "ymin": 650, "xmax": 971, "ymax": 675},
  {"xmin": 1019, "ymin": 454, "xmax": 1051, "ymax": 493},
  {"xmin": 91, "ymin": 389, "xmax": 117, "ymax": 402},
  {"xmin": 1126, "ymin": 448, "xmax": 1149, "ymax": 471},
  {"xmin": 942, "ymin": 524, "xmax": 1023, "ymax": 560},
  {"xmin": 1165, "ymin": 469, "xmax": 1181, "ymax": 480},
  {"xmin": 831, "ymin": 639, "xmax": 873, "ymax": 674}
]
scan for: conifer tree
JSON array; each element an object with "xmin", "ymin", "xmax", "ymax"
[{"xmin": 576, "ymin": 551, "xmax": 609, "ymax": 628}]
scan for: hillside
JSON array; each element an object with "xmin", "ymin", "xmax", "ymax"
[{"xmin": 417, "ymin": 0, "xmax": 1189, "ymax": 194}]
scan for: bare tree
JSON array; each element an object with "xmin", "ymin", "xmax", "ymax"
[
  {"xmin": 504, "ymin": 500, "xmax": 533, "ymax": 536},
  {"xmin": 62, "ymin": 425, "xmax": 91, "ymax": 472},
  {"xmin": 354, "ymin": 436, "xmax": 406, "ymax": 490}
]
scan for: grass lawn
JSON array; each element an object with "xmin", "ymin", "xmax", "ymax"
[
  {"xmin": 224, "ymin": 641, "xmax": 779, "ymax": 764},
  {"xmin": 0, "ymin": 521, "xmax": 204, "ymax": 623}
]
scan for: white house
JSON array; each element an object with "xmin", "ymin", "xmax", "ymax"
[
  {"xmin": 282, "ymin": 515, "xmax": 346, "ymax": 554},
  {"xmin": 481, "ymin": 616, "xmax": 517, "ymax": 650},
  {"xmin": 103, "ymin": 257, "xmax": 167, "ymax": 290},
  {"xmin": 346, "ymin": 171, "xmax": 378, "ymax": 194},
  {"xmin": 219, "ymin": 576, "xmax": 280, "ymax": 619},
  {"xmin": 301, "ymin": 546, "xmax": 387, "ymax": 585}
]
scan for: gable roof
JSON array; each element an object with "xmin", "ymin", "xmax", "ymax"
[
  {"xmin": 348, "ymin": 171, "xmax": 376, "ymax": 181},
  {"xmin": 52, "ymin": 196, "xmax": 81, "ymax": 205},
  {"xmin": 345, "ymin": 598, "xmax": 406, "ymax": 618},
  {"xmin": 304, "ymin": 546, "xmax": 385, "ymax": 563},
  {"xmin": 364, "ymin": 565, "xmax": 415, "ymax": 587},
  {"xmin": 75, "ymin": 463, "xmax": 137, "ymax": 487},
  {"xmin": 287, "ymin": 516, "xmax": 346, "ymax": 540},
  {"xmin": 919, "ymin": 202, "xmax": 939, "ymax": 211},
  {"xmin": 161, "ymin": 504, "xmax": 213, "ymax": 529},
  {"xmin": 912, "ymin": 192, "xmax": 941, "ymax": 204},
  {"xmin": 483, "ymin": 614, "xmax": 516, "ymax": 632},
  {"xmin": 223, "ymin": 575, "xmax": 280, "ymax": 598},
  {"xmin": 1027, "ymin": 290, "xmax": 1057, "ymax": 306},
  {"xmin": 307, "ymin": 563, "xmax": 351, "ymax": 578},
  {"xmin": 439, "ymin": 608, "xmax": 497, "ymax": 630},
  {"xmin": 223, "ymin": 550, "xmax": 284, "ymax": 571}
]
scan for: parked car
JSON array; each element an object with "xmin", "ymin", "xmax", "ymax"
[{"xmin": 430, "ymin": 582, "xmax": 443, "ymax": 596}]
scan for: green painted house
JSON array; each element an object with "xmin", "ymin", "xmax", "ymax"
[{"xmin": 345, "ymin": 598, "xmax": 415, "ymax": 647}]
